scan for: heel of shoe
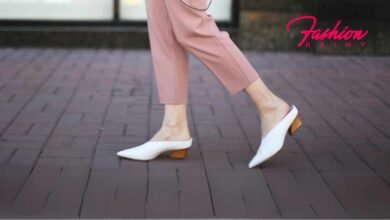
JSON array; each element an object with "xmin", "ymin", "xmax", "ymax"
[
  {"xmin": 169, "ymin": 148, "xmax": 189, "ymax": 159},
  {"xmin": 288, "ymin": 115, "xmax": 302, "ymax": 135}
]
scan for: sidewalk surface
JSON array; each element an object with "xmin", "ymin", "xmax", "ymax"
[{"xmin": 0, "ymin": 48, "xmax": 389, "ymax": 219}]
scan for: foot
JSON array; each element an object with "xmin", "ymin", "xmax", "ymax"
[
  {"xmin": 248, "ymin": 105, "xmax": 300, "ymax": 168},
  {"xmin": 258, "ymin": 96, "xmax": 290, "ymax": 138},
  {"xmin": 149, "ymin": 123, "xmax": 192, "ymax": 142}
]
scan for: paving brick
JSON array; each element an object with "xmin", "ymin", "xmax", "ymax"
[
  {"xmin": 0, "ymin": 135, "xmax": 46, "ymax": 149},
  {"xmin": 100, "ymin": 124, "xmax": 126, "ymax": 136},
  {"xmin": 28, "ymin": 122, "xmax": 56, "ymax": 136},
  {"xmin": 3, "ymin": 121, "xmax": 33, "ymax": 136},
  {"xmin": 53, "ymin": 123, "xmax": 102, "ymax": 136},
  {"xmin": 0, "ymin": 164, "xmax": 33, "ymax": 212},
  {"xmin": 202, "ymin": 151, "xmax": 281, "ymax": 218},
  {"xmin": 80, "ymin": 171, "xmax": 147, "ymax": 218},
  {"xmin": 198, "ymin": 137, "xmax": 251, "ymax": 152},
  {"xmin": 322, "ymin": 172, "xmax": 390, "ymax": 218}
]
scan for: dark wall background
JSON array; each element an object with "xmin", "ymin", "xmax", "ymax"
[{"xmin": 0, "ymin": 0, "xmax": 389, "ymax": 55}]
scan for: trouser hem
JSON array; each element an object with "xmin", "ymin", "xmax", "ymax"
[{"xmin": 228, "ymin": 74, "xmax": 260, "ymax": 96}]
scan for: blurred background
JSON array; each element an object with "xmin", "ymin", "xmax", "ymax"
[{"xmin": 0, "ymin": 0, "xmax": 389, "ymax": 55}]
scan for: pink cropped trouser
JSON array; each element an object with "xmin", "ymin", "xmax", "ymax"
[{"xmin": 145, "ymin": 0, "xmax": 260, "ymax": 104}]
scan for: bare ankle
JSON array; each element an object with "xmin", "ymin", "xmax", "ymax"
[
  {"xmin": 257, "ymin": 95, "xmax": 288, "ymax": 117},
  {"xmin": 151, "ymin": 121, "xmax": 191, "ymax": 141}
]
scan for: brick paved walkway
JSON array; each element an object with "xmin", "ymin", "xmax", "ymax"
[{"xmin": 0, "ymin": 48, "xmax": 389, "ymax": 219}]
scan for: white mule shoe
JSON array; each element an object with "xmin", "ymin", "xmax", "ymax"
[
  {"xmin": 248, "ymin": 105, "xmax": 302, "ymax": 168},
  {"xmin": 117, "ymin": 138, "xmax": 193, "ymax": 161}
]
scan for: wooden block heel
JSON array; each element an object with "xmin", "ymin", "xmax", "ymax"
[
  {"xmin": 169, "ymin": 148, "xmax": 189, "ymax": 159},
  {"xmin": 288, "ymin": 115, "xmax": 302, "ymax": 135}
]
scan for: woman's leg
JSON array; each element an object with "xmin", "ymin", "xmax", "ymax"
[
  {"xmin": 164, "ymin": 0, "xmax": 289, "ymax": 136},
  {"xmin": 145, "ymin": 0, "xmax": 191, "ymax": 141}
]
